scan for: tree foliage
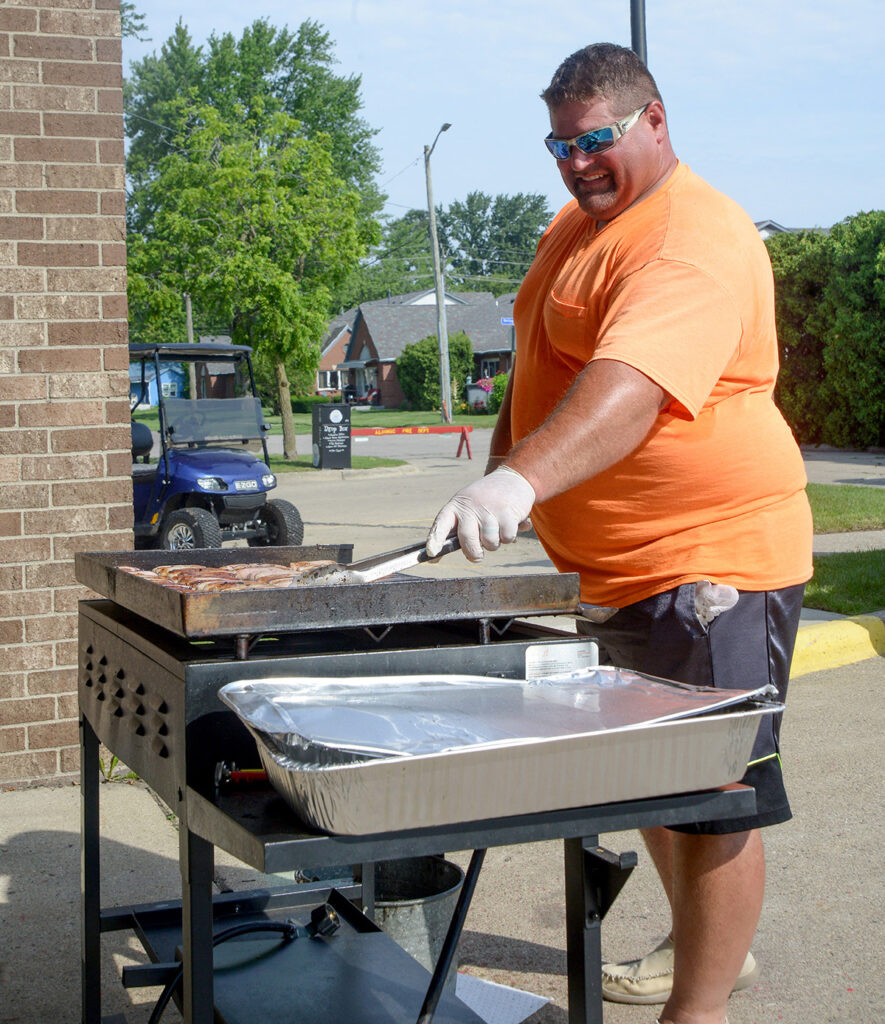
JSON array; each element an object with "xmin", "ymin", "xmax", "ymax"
[
  {"xmin": 334, "ymin": 191, "xmax": 553, "ymax": 308},
  {"xmin": 126, "ymin": 105, "xmax": 372, "ymax": 454},
  {"xmin": 124, "ymin": 18, "xmax": 381, "ymax": 234},
  {"xmin": 395, "ymin": 332, "xmax": 474, "ymax": 411},
  {"xmin": 767, "ymin": 211, "xmax": 885, "ymax": 448}
]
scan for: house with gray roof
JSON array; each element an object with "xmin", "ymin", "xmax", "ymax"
[{"xmin": 319, "ymin": 289, "xmax": 516, "ymax": 406}]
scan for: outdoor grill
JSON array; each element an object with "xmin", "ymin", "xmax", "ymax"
[{"xmin": 77, "ymin": 545, "xmax": 762, "ymax": 1024}]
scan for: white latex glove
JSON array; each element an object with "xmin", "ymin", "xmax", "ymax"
[{"xmin": 426, "ymin": 466, "xmax": 536, "ymax": 562}]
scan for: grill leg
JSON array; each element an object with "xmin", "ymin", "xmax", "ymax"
[
  {"xmin": 80, "ymin": 715, "xmax": 101, "ymax": 1024},
  {"xmin": 180, "ymin": 825, "xmax": 215, "ymax": 1024},
  {"xmin": 564, "ymin": 836, "xmax": 603, "ymax": 1024}
]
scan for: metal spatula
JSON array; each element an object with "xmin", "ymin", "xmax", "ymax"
[{"xmin": 292, "ymin": 535, "xmax": 462, "ymax": 586}]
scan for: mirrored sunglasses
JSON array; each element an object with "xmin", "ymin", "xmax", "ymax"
[{"xmin": 544, "ymin": 104, "xmax": 649, "ymax": 160}]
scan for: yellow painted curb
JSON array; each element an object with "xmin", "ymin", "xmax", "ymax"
[{"xmin": 791, "ymin": 614, "xmax": 885, "ymax": 678}]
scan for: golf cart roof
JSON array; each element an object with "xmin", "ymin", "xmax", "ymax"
[{"xmin": 129, "ymin": 342, "xmax": 253, "ymax": 362}]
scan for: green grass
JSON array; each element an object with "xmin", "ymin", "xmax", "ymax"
[
  {"xmin": 806, "ymin": 550, "xmax": 885, "ymax": 616},
  {"xmin": 806, "ymin": 482, "xmax": 885, "ymax": 533},
  {"xmin": 267, "ymin": 453, "xmax": 404, "ymax": 473}
]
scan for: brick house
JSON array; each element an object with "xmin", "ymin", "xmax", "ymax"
[
  {"xmin": 1, "ymin": 1, "xmax": 131, "ymax": 786},
  {"xmin": 322, "ymin": 289, "xmax": 516, "ymax": 407}
]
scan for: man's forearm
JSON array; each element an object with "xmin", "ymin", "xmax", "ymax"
[{"xmin": 504, "ymin": 358, "xmax": 667, "ymax": 503}]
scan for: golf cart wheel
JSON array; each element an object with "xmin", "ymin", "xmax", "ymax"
[
  {"xmin": 160, "ymin": 508, "xmax": 222, "ymax": 550},
  {"xmin": 247, "ymin": 498, "xmax": 304, "ymax": 547}
]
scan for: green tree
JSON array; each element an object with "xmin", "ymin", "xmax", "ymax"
[
  {"xmin": 121, "ymin": 3, "xmax": 149, "ymax": 41},
  {"xmin": 127, "ymin": 105, "xmax": 371, "ymax": 456},
  {"xmin": 818, "ymin": 211, "xmax": 885, "ymax": 446},
  {"xmin": 766, "ymin": 229, "xmax": 835, "ymax": 444},
  {"xmin": 396, "ymin": 332, "xmax": 474, "ymax": 411},
  {"xmin": 439, "ymin": 191, "xmax": 552, "ymax": 295},
  {"xmin": 124, "ymin": 18, "xmax": 382, "ymax": 234}
]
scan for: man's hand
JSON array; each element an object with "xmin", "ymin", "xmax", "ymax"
[{"xmin": 426, "ymin": 466, "xmax": 536, "ymax": 562}]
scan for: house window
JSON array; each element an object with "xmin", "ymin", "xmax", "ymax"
[
  {"xmin": 161, "ymin": 381, "xmax": 178, "ymax": 398},
  {"xmin": 318, "ymin": 370, "xmax": 340, "ymax": 390},
  {"xmin": 480, "ymin": 359, "xmax": 500, "ymax": 379}
]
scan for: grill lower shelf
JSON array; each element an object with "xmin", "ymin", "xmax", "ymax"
[{"xmin": 133, "ymin": 892, "xmax": 485, "ymax": 1024}]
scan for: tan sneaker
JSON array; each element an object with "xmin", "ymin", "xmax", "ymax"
[{"xmin": 602, "ymin": 935, "xmax": 758, "ymax": 1004}]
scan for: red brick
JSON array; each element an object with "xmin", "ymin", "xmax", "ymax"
[
  {"xmin": 102, "ymin": 294, "xmax": 127, "ymax": 318},
  {"xmin": 0, "ymin": 536, "xmax": 51, "ymax": 564},
  {"xmin": 101, "ymin": 242, "xmax": 126, "ymax": 265},
  {"xmin": 0, "ymin": 57, "xmax": 40, "ymax": 84},
  {"xmin": 0, "ymin": 727, "xmax": 26, "ymax": 754},
  {"xmin": 28, "ymin": 719, "xmax": 78, "ymax": 750},
  {"xmin": 53, "ymin": 584, "xmax": 91, "ymax": 613},
  {"xmin": 103, "ymin": 345, "xmax": 131, "ymax": 372},
  {"xmin": 3, "ymin": 322, "xmax": 45, "ymax": 347},
  {"xmin": 10, "ymin": 590, "xmax": 52, "ymax": 617},
  {"xmin": 97, "ymin": 89, "xmax": 122, "ymax": 113},
  {"xmin": 46, "ymin": 215, "xmax": 124, "ymax": 241},
  {"xmin": 13, "ymin": 36, "xmax": 92, "ymax": 62},
  {"xmin": 44, "ymin": 112, "xmax": 123, "ymax": 139},
  {"xmin": 0, "ymin": 511, "xmax": 22, "ymax": 537},
  {"xmin": 24, "ymin": 562, "xmax": 74, "ymax": 590},
  {"xmin": 51, "ymin": 424, "xmax": 128, "ymax": 453},
  {"xmin": 48, "ymin": 372, "xmax": 120, "ymax": 399},
  {"xmin": 0, "ymin": 10, "xmax": 37, "ymax": 32},
  {"xmin": 45, "ymin": 163, "xmax": 123, "ymax": 189},
  {"xmin": 96, "ymin": 39, "xmax": 122, "ymax": 62},
  {"xmin": 25, "ymin": 613, "xmax": 76, "ymax": 643},
  {"xmin": 55, "ymin": 530, "xmax": 129, "ymax": 561},
  {"xmin": 98, "ymin": 139, "xmax": 123, "ymax": 165},
  {"xmin": 40, "ymin": 10, "xmax": 120, "ymax": 38},
  {"xmin": 17, "ymin": 294, "xmax": 100, "ymax": 319},
  {"xmin": 0, "ymin": 618, "xmax": 23, "ymax": 644},
  {"xmin": 105, "ymin": 450, "xmax": 131, "ymax": 476},
  {"xmin": 20, "ymin": 452, "xmax": 104, "ymax": 481},
  {"xmin": 0, "ymin": 695, "xmax": 55, "ymax": 726},
  {"xmin": 49, "ymin": 321, "xmax": 126, "ymax": 347},
  {"xmin": 108, "ymin": 504, "xmax": 134, "ymax": 531},
  {"xmin": 27, "ymin": 667, "xmax": 77, "ymax": 695},
  {"xmin": 0, "ymin": 266, "xmax": 42, "ymax": 291},
  {"xmin": 58, "ymin": 747, "xmax": 80, "ymax": 775},
  {"xmin": 0, "ymin": 429, "xmax": 47, "ymax": 456},
  {"xmin": 18, "ymin": 348, "xmax": 100, "ymax": 374},
  {"xmin": 56, "ymin": 694, "xmax": 79, "ymax": 719},
  {"xmin": 51, "ymin": 479, "xmax": 128, "ymax": 507},
  {"xmin": 0, "ymin": 406, "xmax": 14, "ymax": 429},
  {"xmin": 43, "ymin": 62, "xmax": 121, "ymax": 88},
  {"xmin": 48, "ymin": 266, "xmax": 126, "ymax": 292},
  {"xmin": 55, "ymin": 639, "xmax": 78, "ymax": 666},
  {"xmin": 14, "ymin": 137, "xmax": 96, "ymax": 163},
  {"xmin": 0, "ymin": 111, "xmax": 40, "ymax": 134},
  {"xmin": 26, "ymin": 506, "xmax": 108, "ymax": 537},
  {"xmin": 0, "ymin": 163, "xmax": 41, "ymax": 187},
  {"xmin": 18, "ymin": 242, "xmax": 99, "ymax": 267},
  {"xmin": 14, "ymin": 83, "xmax": 96, "ymax": 112},
  {"xmin": 0, "ymin": 675, "xmax": 25, "ymax": 701},
  {"xmin": 19, "ymin": 400, "xmax": 104, "ymax": 428},
  {"xmin": 0, "ymin": 296, "xmax": 13, "ymax": 318},
  {"xmin": 0, "ymin": 216, "xmax": 43, "ymax": 238},
  {"xmin": 100, "ymin": 189, "xmax": 125, "ymax": 214},
  {"xmin": 15, "ymin": 190, "xmax": 97, "ymax": 215},
  {"xmin": 0, "ymin": 483, "xmax": 50, "ymax": 509},
  {"xmin": 0, "ymin": 749, "xmax": 58, "ymax": 781}
]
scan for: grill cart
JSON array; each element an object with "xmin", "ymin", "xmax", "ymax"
[{"xmin": 77, "ymin": 547, "xmax": 763, "ymax": 1024}]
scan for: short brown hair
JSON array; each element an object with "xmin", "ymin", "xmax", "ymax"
[{"xmin": 541, "ymin": 43, "xmax": 663, "ymax": 112}]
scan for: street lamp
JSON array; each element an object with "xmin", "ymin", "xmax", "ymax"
[{"xmin": 424, "ymin": 122, "xmax": 452, "ymax": 423}]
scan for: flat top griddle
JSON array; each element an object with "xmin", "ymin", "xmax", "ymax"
[{"xmin": 75, "ymin": 547, "xmax": 582, "ymax": 640}]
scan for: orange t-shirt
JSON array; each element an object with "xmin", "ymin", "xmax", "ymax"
[{"xmin": 511, "ymin": 163, "xmax": 813, "ymax": 608}]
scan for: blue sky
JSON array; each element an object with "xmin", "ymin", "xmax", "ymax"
[{"xmin": 123, "ymin": 1, "xmax": 884, "ymax": 231}]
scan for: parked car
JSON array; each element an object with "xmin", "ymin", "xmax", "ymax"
[{"xmin": 129, "ymin": 342, "xmax": 303, "ymax": 550}]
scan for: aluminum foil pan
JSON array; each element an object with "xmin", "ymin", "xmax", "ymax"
[{"xmin": 219, "ymin": 669, "xmax": 780, "ymax": 835}]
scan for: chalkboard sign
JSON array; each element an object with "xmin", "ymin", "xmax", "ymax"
[{"xmin": 311, "ymin": 404, "xmax": 351, "ymax": 469}]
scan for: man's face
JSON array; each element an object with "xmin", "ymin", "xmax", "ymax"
[{"xmin": 548, "ymin": 96, "xmax": 666, "ymax": 222}]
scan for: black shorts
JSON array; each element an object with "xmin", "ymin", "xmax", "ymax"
[{"xmin": 577, "ymin": 582, "xmax": 806, "ymax": 834}]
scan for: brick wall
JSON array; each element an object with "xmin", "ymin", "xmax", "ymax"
[{"xmin": 0, "ymin": 0, "xmax": 131, "ymax": 785}]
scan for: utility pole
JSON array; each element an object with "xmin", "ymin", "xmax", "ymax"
[
  {"xmin": 631, "ymin": 0, "xmax": 647, "ymax": 64},
  {"xmin": 424, "ymin": 123, "xmax": 452, "ymax": 423}
]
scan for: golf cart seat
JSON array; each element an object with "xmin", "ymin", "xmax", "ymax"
[{"xmin": 131, "ymin": 420, "xmax": 158, "ymax": 484}]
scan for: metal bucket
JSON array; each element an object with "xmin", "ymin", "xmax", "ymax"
[{"xmin": 374, "ymin": 856, "xmax": 465, "ymax": 993}]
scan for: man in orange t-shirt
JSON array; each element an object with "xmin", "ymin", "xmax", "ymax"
[{"xmin": 427, "ymin": 43, "xmax": 811, "ymax": 1024}]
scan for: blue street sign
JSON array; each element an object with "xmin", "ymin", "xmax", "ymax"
[{"xmin": 500, "ymin": 317, "xmax": 514, "ymax": 326}]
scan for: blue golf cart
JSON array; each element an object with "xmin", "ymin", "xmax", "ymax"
[{"xmin": 129, "ymin": 342, "xmax": 303, "ymax": 550}]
